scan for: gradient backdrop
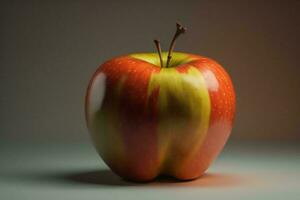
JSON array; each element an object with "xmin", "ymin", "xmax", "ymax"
[
  {"xmin": 1, "ymin": 0, "xmax": 299, "ymax": 142},
  {"xmin": 1, "ymin": 1, "xmax": 300, "ymax": 200}
]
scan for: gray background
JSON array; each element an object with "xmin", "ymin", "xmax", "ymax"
[
  {"xmin": 1, "ymin": 1, "xmax": 300, "ymax": 199},
  {"xmin": 1, "ymin": 0, "xmax": 299, "ymax": 142}
]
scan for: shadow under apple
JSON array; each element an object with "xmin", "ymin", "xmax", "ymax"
[
  {"xmin": 59, "ymin": 169, "xmax": 245, "ymax": 187},
  {"xmin": 4, "ymin": 168, "xmax": 247, "ymax": 188}
]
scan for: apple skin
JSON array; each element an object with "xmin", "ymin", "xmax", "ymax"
[{"xmin": 85, "ymin": 52, "xmax": 235, "ymax": 181}]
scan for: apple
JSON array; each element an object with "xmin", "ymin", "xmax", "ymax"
[{"xmin": 85, "ymin": 23, "xmax": 235, "ymax": 181}]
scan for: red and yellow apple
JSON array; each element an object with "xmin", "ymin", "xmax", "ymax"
[{"xmin": 85, "ymin": 24, "xmax": 235, "ymax": 181}]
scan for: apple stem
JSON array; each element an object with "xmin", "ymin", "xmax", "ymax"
[
  {"xmin": 166, "ymin": 22, "xmax": 187, "ymax": 68},
  {"xmin": 154, "ymin": 39, "xmax": 164, "ymax": 68}
]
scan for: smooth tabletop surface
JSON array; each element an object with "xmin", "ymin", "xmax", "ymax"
[{"xmin": 1, "ymin": 139, "xmax": 299, "ymax": 200}]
